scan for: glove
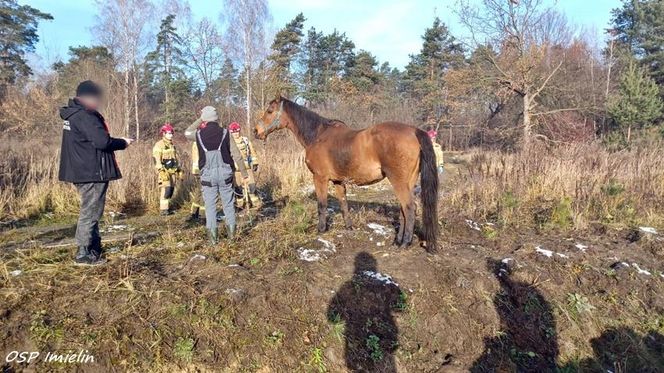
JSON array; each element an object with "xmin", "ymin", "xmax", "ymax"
[{"xmin": 252, "ymin": 164, "xmax": 259, "ymax": 172}]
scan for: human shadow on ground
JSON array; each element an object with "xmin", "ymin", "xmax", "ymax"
[
  {"xmin": 470, "ymin": 258, "xmax": 559, "ymax": 372},
  {"xmin": 327, "ymin": 252, "xmax": 404, "ymax": 372},
  {"xmin": 472, "ymin": 258, "xmax": 664, "ymax": 372},
  {"xmin": 573, "ymin": 327, "xmax": 664, "ymax": 372}
]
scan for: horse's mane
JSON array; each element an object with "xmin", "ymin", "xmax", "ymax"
[{"xmin": 280, "ymin": 98, "xmax": 342, "ymax": 145}]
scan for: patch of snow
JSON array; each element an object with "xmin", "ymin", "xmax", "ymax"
[
  {"xmin": 104, "ymin": 224, "xmax": 128, "ymax": 233},
  {"xmin": 299, "ymin": 185, "xmax": 315, "ymax": 195},
  {"xmin": 318, "ymin": 238, "xmax": 334, "ymax": 249},
  {"xmin": 535, "ymin": 246, "xmax": 554, "ymax": 257},
  {"xmin": 660, "ymin": 273, "xmax": 664, "ymax": 280},
  {"xmin": 296, "ymin": 238, "xmax": 336, "ymax": 262},
  {"xmin": 9, "ymin": 270, "xmax": 22, "ymax": 277},
  {"xmin": 501, "ymin": 258, "xmax": 513, "ymax": 264},
  {"xmin": 190, "ymin": 254, "xmax": 206, "ymax": 262},
  {"xmin": 376, "ymin": 242, "xmax": 385, "ymax": 247},
  {"xmin": 536, "ymin": 246, "xmax": 568, "ymax": 259},
  {"xmin": 362, "ymin": 271, "xmax": 399, "ymax": 287},
  {"xmin": 639, "ymin": 226, "xmax": 658, "ymax": 234},
  {"xmin": 228, "ymin": 264, "xmax": 241, "ymax": 268},
  {"xmin": 575, "ymin": 243, "xmax": 588, "ymax": 252},
  {"xmin": 367, "ymin": 223, "xmax": 390, "ymax": 236},
  {"xmin": 632, "ymin": 263, "xmax": 651, "ymax": 276},
  {"xmin": 465, "ymin": 219, "xmax": 481, "ymax": 231}
]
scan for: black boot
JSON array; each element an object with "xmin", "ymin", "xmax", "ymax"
[
  {"xmin": 74, "ymin": 246, "xmax": 106, "ymax": 266},
  {"xmin": 186, "ymin": 210, "xmax": 199, "ymax": 223},
  {"xmin": 75, "ymin": 246, "xmax": 90, "ymax": 260}
]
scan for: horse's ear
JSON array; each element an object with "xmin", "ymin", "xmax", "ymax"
[{"xmin": 274, "ymin": 93, "xmax": 282, "ymax": 102}]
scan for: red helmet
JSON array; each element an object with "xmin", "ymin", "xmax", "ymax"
[
  {"xmin": 229, "ymin": 122, "xmax": 241, "ymax": 133},
  {"xmin": 160, "ymin": 123, "xmax": 174, "ymax": 134},
  {"xmin": 427, "ymin": 130, "xmax": 437, "ymax": 139}
]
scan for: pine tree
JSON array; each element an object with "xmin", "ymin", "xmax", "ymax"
[
  {"xmin": 144, "ymin": 14, "xmax": 188, "ymax": 120},
  {"xmin": 404, "ymin": 17, "xmax": 464, "ymax": 124},
  {"xmin": 53, "ymin": 46, "xmax": 114, "ymax": 96},
  {"xmin": 269, "ymin": 13, "xmax": 305, "ymax": 95},
  {"xmin": 347, "ymin": 50, "xmax": 380, "ymax": 91},
  {"xmin": 299, "ymin": 28, "xmax": 355, "ymax": 105},
  {"xmin": 300, "ymin": 27, "xmax": 324, "ymax": 103},
  {"xmin": 608, "ymin": 62, "xmax": 663, "ymax": 142},
  {"xmin": 610, "ymin": 0, "xmax": 664, "ymax": 87},
  {"xmin": 0, "ymin": 0, "xmax": 52, "ymax": 97}
]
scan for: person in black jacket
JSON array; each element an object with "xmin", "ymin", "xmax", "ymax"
[{"xmin": 59, "ymin": 80, "xmax": 134, "ymax": 265}]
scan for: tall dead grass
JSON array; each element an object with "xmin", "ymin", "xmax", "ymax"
[
  {"xmin": 447, "ymin": 142, "xmax": 664, "ymax": 229},
  {"xmin": 0, "ymin": 131, "xmax": 309, "ymax": 222}
]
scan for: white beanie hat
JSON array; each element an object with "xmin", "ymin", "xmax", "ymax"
[{"xmin": 201, "ymin": 106, "xmax": 218, "ymax": 122}]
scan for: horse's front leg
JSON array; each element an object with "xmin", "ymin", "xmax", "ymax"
[
  {"xmin": 313, "ymin": 175, "xmax": 329, "ymax": 233},
  {"xmin": 334, "ymin": 182, "xmax": 352, "ymax": 229}
]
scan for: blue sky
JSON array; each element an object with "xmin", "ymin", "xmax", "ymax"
[{"xmin": 28, "ymin": 0, "xmax": 622, "ymax": 71}]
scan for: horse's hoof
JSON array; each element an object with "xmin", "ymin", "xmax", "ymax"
[{"xmin": 398, "ymin": 240, "xmax": 412, "ymax": 249}]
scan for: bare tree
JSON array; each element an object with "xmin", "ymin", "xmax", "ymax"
[
  {"xmin": 458, "ymin": 0, "xmax": 578, "ymax": 147},
  {"xmin": 93, "ymin": 0, "xmax": 155, "ymax": 139},
  {"xmin": 181, "ymin": 18, "xmax": 225, "ymax": 100},
  {"xmin": 223, "ymin": 0, "xmax": 271, "ymax": 128}
]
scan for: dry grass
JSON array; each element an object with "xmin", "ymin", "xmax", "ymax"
[{"xmin": 446, "ymin": 142, "xmax": 664, "ymax": 230}]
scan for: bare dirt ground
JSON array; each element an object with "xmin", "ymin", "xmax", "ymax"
[{"xmin": 1, "ymin": 159, "xmax": 664, "ymax": 372}]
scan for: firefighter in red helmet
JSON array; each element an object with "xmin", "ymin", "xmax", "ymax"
[
  {"xmin": 153, "ymin": 123, "xmax": 182, "ymax": 215},
  {"xmin": 229, "ymin": 122, "xmax": 261, "ymax": 209}
]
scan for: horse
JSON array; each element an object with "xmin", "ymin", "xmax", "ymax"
[{"xmin": 254, "ymin": 96, "xmax": 439, "ymax": 252}]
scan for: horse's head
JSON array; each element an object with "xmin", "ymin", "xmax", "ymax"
[{"xmin": 255, "ymin": 96, "xmax": 287, "ymax": 141}]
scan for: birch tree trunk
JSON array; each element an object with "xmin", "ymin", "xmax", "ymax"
[
  {"xmin": 133, "ymin": 66, "xmax": 140, "ymax": 140},
  {"xmin": 124, "ymin": 68, "xmax": 130, "ymax": 137}
]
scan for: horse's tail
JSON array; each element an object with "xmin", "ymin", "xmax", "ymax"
[{"xmin": 415, "ymin": 129, "xmax": 439, "ymax": 252}]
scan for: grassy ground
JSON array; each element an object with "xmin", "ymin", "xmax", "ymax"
[{"xmin": 1, "ymin": 154, "xmax": 664, "ymax": 372}]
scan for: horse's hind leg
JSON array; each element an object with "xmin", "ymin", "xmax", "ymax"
[
  {"xmin": 395, "ymin": 207, "xmax": 405, "ymax": 246},
  {"xmin": 392, "ymin": 181, "xmax": 416, "ymax": 248},
  {"xmin": 334, "ymin": 182, "xmax": 352, "ymax": 229},
  {"xmin": 313, "ymin": 174, "xmax": 329, "ymax": 233}
]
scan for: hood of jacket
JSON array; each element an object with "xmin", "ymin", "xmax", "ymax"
[{"xmin": 59, "ymin": 98, "xmax": 88, "ymax": 121}]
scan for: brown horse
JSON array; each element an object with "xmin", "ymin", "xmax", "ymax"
[{"xmin": 254, "ymin": 97, "xmax": 439, "ymax": 252}]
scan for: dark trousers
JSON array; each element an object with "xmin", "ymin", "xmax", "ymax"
[{"xmin": 74, "ymin": 182, "xmax": 109, "ymax": 249}]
